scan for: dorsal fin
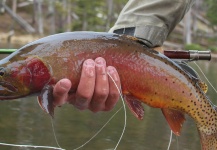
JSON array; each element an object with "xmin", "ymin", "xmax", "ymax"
[
  {"xmin": 161, "ymin": 108, "xmax": 186, "ymax": 136},
  {"xmin": 124, "ymin": 95, "xmax": 144, "ymax": 120},
  {"xmin": 198, "ymin": 80, "xmax": 208, "ymax": 93}
]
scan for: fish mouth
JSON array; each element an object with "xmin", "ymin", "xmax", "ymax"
[{"xmin": 0, "ymin": 81, "xmax": 18, "ymax": 94}]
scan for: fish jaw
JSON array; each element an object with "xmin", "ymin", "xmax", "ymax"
[
  {"xmin": 0, "ymin": 81, "xmax": 19, "ymax": 99},
  {"xmin": 0, "ymin": 63, "xmax": 31, "ymax": 99}
]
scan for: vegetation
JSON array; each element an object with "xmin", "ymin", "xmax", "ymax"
[
  {"xmin": 184, "ymin": 44, "xmax": 204, "ymax": 51},
  {"xmin": 209, "ymin": 47, "xmax": 217, "ymax": 52},
  {"xmin": 55, "ymin": 0, "xmax": 127, "ymax": 32},
  {"xmin": 205, "ymin": 0, "xmax": 217, "ymax": 25}
]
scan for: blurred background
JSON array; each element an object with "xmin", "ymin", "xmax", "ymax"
[
  {"xmin": 0, "ymin": 0, "xmax": 217, "ymax": 150},
  {"xmin": 0, "ymin": 0, "xmax": 127, "ymax": 48},
  {"xmin": 0, "ymin": 0, "xmax": 217, "ymax": 51}
]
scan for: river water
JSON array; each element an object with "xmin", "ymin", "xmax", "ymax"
[{"xmin": 0, "ymin": 43, "xmax": 216, "ymax": 150}]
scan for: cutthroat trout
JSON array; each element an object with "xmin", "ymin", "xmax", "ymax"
[{"xmin": 0, "ymin": 32, "xmax": 216, "ymax": 150}]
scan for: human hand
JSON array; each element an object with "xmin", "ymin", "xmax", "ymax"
[{"xmin": 52, "ymin": 57, "xmax": 121, "ymax": 112}]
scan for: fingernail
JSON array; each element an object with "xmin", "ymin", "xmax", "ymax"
[
  {"xmin": 84, "ymin": 59, "xmax": 95, "ymax": 67},
  {"xmin": 95, "ymin": 58, "xmax": 106, "ymax": 75},
  {"xmin": 107, "ymin": 67, "xmax": 119, "ymax": 81},
  {"xmin": 59, "ymin": 80, "xmax": 69, "ymax": 90},
  {"xmin": 84, "ymin": 60, "xmax": 95, "ymax": 77},
  {"xmin": 95, "ymin": 58, "xmax": 105, "ymax": 66}
]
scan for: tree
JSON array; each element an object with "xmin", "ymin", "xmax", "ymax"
[{"xmin": 205, "ymin": 0, "xmax": 217, "ymax": 25}]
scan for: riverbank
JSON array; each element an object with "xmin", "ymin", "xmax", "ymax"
[{"xmin": 0, "ymin": 32, "xmax": 42, "ymax": 45}]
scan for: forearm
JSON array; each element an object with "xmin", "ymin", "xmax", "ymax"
[{"xmin": 109, "ymin": 0, "xmax": 195, "ymax": 47}]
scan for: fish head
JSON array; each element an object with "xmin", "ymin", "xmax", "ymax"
[
  {"xmin": 0, "ymin": 57, "xmax": 52, "ymax": 100},
  {"xmin": 0, "ymin": 60, "xmax": 31, "ymax": 99}
]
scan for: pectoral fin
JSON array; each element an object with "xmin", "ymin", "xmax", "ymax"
[
  {"xmin": 161, "ymin": 108, "xmax": 186, "ymax": 136},
  {"xmin": 125, "ymin": 95, "xmax": 144, "ymax": 120},
  {"xmin": 37, "ymin": 85, "xmax": 54, "ymax": 118}
]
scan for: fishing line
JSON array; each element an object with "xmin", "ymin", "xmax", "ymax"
[
  {"xmin": 0, "ymin": 142, "xmax": 64, "ymax": 150},
  {"xmin": 167, "ymin": 130, "xmax": 173, "ymax": 150},
  {"xmin": 107, "ymin": 72, "xmax": 127, "ymax": 150},
  {"xmin": 73, "ymin": 72, "xmax": 127, "ymax": 150},
  {"xmin": 193, "ymin": 62, "xmax": 217, "ymax": 94},
  {"xmin": 73, "ymin": 106, "xmax": 123, "ymax": 150},
  {"xmin": 50, "ymin": 117, "xmax": 63, "ymax": 149},
  {"xmin": 176, "ymin": 136, "xmax": 179, "ymax": 150},
  {"xmin": 0, "ymin": 118, "xmax": 65, "ymax": 150}
]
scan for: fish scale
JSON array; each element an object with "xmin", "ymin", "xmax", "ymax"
[{"xmin": 0, "ymin": 31, "xmax": 216, "ymax": 150}]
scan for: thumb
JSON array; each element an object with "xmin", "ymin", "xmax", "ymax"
[{"xmin": 53, "ymin": 78, "xmax": 72, "ymax": 106}]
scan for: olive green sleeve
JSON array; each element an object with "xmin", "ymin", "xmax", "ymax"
[{"xmin": 109, "ymin": 0, "xmax": 195, "ymax": 47}]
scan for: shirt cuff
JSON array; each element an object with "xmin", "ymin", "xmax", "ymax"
[{"xmin": 110, "ymin": 25, "xmax": 168, "ymax": 47}]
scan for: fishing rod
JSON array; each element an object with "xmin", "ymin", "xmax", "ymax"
[
  {"xmin": 164, "ymin": 50, "xmax": 211, "ymax": 61},
  {"xmin": 0, "ymin": 49, "xmax": 212, "ymax": 61},
  {"xmin": 0, "ymin": 49, "xmax": 17, "ymax": 54},
  {"xmin": 163, "ymin": 50, "xmax": 211, "ymax": 79}
]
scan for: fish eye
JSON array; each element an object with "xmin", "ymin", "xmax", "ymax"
[{"xmin": 0, "ymin": 68, "xmax": 5, "ymax": 77}]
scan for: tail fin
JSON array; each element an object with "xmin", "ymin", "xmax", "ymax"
[{"xmin": 198, "ymin": 129, "xmax": 217, "ymax": 150}]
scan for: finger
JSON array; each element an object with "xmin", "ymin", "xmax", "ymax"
[
  {"xmin": 53, "ymin": 78, "xmax": 72, "ymax": 106},
  {"xmin": 89, "ymin": 57, "xmax": 109, "ymax": 112},
  {"xmin": 75, "ymin": 59, "xmax": 96, "ymax": 110},
  {"xmin": 104, "ymin": 66, "xmax": 121, "ymax": 111}
]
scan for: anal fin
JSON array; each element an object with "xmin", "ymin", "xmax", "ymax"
[
  {"xmin": 161, "ymin": 108, "xmax": 186, "ymax": 136},
  {"xmin": 37, "ymin": 85, "xmax": 55, "ymax": 118},
  {"xmin": 125, "ymin": 95, "xmax": 144, "ymax": 120}
]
